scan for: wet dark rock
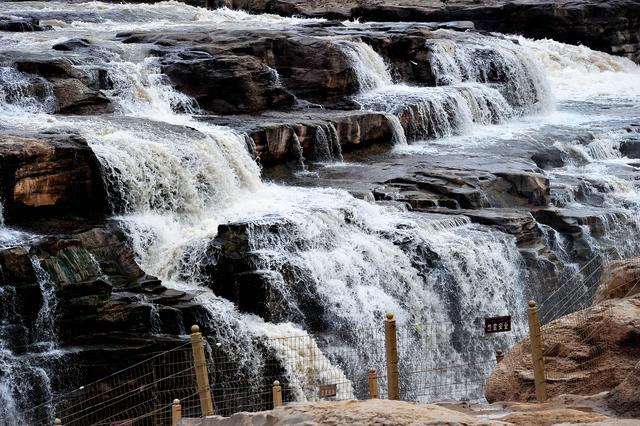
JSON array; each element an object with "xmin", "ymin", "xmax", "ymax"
[
  {"xmin": 204, "ymin": 109, "xmax": 396, "ymax": 165},
  {"xmin": 532, "ymin": 147, "xmax": 568, "ymax": 170},
  {"xmin": 620, "ymin": 140, "xmax": 640, "ymax": 159},
  {"xmin": 205, "ymin": 221, "xmax": 327, "ymax": 329},
  {"xmin": 226, "ymin": 0, "xmax": 640, "ymax": 63},
  {"xmin": 0, "ymin": 225, "xmax": 203, "ymax": 352},
  {"xmin": 163, "ymin": 55, "xmax": 295, "ymax": 114},
  {"xmin": 0, "ymin": 131, "xmax": 108, "ymax": 222},
  {"xmin": 0, "ymin": 16, "xmax": 52, "ymax": 32},
  {"xmin": 491, "ymin": 171, "xmax": 550, "ymax": 207},
  {"xmin": 52, "ymin": 38, "xmax": 93, "ymax": 51},
  {"xmin": 1, "ymin": 54, "xmax": 113, "ymax": 114},
  {"xmin": 121, "ymin": 30, "xmax": 360, "ymax": 107}
]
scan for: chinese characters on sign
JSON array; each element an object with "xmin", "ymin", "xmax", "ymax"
[
  {"xmin": 484, "ymin": 315, "xmax": 511, "ymax": 334},
  {"xmin": 319, "ymin": 384, "xmax": 337, "ymax": 398}
]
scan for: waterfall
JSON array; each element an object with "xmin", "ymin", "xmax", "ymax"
[
  {"xmin": 31, "ymin": 257, "xmax": 58, "ymax": 348},
  {"xmin": 358, "ymin": 83, "xmax": 513, "ymax": 139},
  {"xmin": 339, "ymin": 35, "xmax": 553, "ymax": 140},
  {"xmin": 427, "ymin": 31, "xmax": 554, "ymax": 114},
  {"xmin": 520, "ymin": 37, "xmax": 640, "ymax": 100},
  {"xmin": 310, "ymin": 123, "xmax": 343, "ymax": 162},
  {"xmin": 335, "ymin": 39, "xmax": 394, "ymax": 92},
  {"xmin": 0, "ymin": 0, "xmax": 638, "ymax": 416}
]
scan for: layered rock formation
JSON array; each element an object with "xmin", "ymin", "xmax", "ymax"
[
  {"xmin": 0, "ymin": 1, "xmax": 638, "ymax": 422},
  {"xmin": 225, "ymin": 0, "xmax": 640, "ymax": 63},
  {"xmin": 0, "ymin": 132, "xmax": 107, "ymax": 221}
]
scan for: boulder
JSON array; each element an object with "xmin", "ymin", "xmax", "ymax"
[
  {"xmin": 163, "ymin": 55, "xmax": 294, "ymax": 114},
  {"xmin": 0, "ymin": 16, "xmax": 52, "ymax": 32},
  {"xmin": 620, "ymin": 140, "xmax": 640, "ymax": 159},
  {"xmin": 485, "ymin": 294, "xmax": 640, "ymax": 402},
  {"xmin": 1, "ymin": 55, "xmax": 113, "ymax": 114},
  {"xmin": 607, "ymin": 360, "xmax": 640, "ymax": 417},
  {"xmin": 122, "ymin": 30, "xmax": 360, "ymax": 107},
  {"xmin": 594, "ymin": 257, "xmax": 640, "ymax": 303},
  {"xmin": 0, "ymin": 132, "xmax": 107, "ymax": 221},
  {"xmin": 52, "ymin": 38, "xmax": 92, "ymax": 51}
]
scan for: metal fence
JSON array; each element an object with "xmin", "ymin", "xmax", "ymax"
[{"xmin": 25, "ymin": 255, "xmax": 638, "ymax": 425}]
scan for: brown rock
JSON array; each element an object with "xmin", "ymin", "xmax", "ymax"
[
  {"xmin": 594, "ymin": 257, "xmax": 640, "ymax": 303},
  {"xmin": 163, "ymin": 54, "xmax": 295, "ymax": 114},
  {"xmin": 7, "ymin": 55, "xmax": 113, "ymax": 114},
  {"xmin": 0, "ymin": 132, "xmax": 107, "ymax": 221},
  {"xmin": 179, "ymin": 399, "xmax": 506, "ymax": 425},
  {"xmin": 501, "ymin": 408, "xmax": 609, "ymax": 425},
  {"xmin": 485, "ymin": 295, "xmax": 640, "ymax": 402},
  {"xmin": 607, "ymin": 360, "xmax": 640, "ymax": 417}
]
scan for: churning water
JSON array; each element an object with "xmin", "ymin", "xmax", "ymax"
[{"xmin": 0, "ymin": 1, "xmax": 638, "ymax": 420}]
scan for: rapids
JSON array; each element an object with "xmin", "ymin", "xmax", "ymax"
[{"xmin": 0, "ymin": 1, "xmax": 638, "ymax": 422}]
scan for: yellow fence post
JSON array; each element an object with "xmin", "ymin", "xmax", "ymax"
[
  {"xmin": 527, "ymin": 301, "xmax": 548, "ymax": 402},
  {"xmin": 384, "ymin": 312, "xmax": 400, "ymax": 400},
  {"xmin": 272, "ymin": 380, "xmax": 283, "ymax": 408},
  {"xmin": 368, "ymin": 368, "xmax": 378, "ymax": 399},
  {"xmin": 495, "ymin": 349, "xmax": 504, "ymax": 364},
  {"xmin": 172, "ymin": 399, "xmax": 182, "ymax": 425},
  {"xmin": 53, "ymin": 419, "xmax": 62, "ymax": 426},
  {"xmin": 190, "ymin": 325, "xmax": 215, "ymax": 416}
]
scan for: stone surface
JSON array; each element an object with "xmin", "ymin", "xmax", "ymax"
[
  {"xmin": 485, "ymin": 294, "xmax": 640, "ymax": 402},
  {"xmin": 595, "ymin": 257, "xmax": 640, "ymax": 303},
  {"xmin": 607, "ymin": 360, "xmax": 640, "ymax": 417},
  {"xmin": 225, "ymin": 0, "xmax": 640, "ymax": 63},
  {"xmin": 0, "ymin": 53, "xmax": 113, "ymax": 114},
  {"xmin": 204, "ymin": 109, "xmax": 397, "ymax": 165},
  {"xmin": 0, "ymin": 131, "xmax": 107, "ymax": 221},
  {"xmin": 178, "ymin": 397, "xmax": 636, "ymax": 425},
  {"xmin": 163, "ymin": 54, "xmax": 295, "ymax": 114},
  {"xmin": 0, "ymin": 16, "xmax": 51, "ymax": 32},
  {"xmin": 121, "ymin": 29, "xmax": 360, "ymax": 108},
  {"xmin": 181, "ymin": 399, "xmax": 507, "ymax": 425}
]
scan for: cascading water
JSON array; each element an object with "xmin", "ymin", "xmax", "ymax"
[
  {"xmin": 341, "ymin": 33, "xmax": 553, "ymax": 140},
  {"xmin": 0, "ymin": 1, "xmax": 638, "ymax": 421}
]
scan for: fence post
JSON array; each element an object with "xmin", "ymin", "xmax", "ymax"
[
  {"xmin": 272, "ymin": 380, "xmax": 283, "ymax": 408},
  {"xmin": 527, "ymin": 301, "xmax": 547, "ymax": 402},
  {"xmin": 190, "ymin": 325, "xmax": 215, "ymax": 416},
  {"xmin": 368, "ymin": 368, "xmax": 378, "ymax": 399},
  {"xmin": 172, "ymin": 399, "xmax": 182, "ymax": 425},
  {"xmin": 384, "ymin": 312, "xmax": 400, "ymax": 400},
  {"xmin": 53, "ymin": 419, "xmax": 61, "ymax": 426},
  {"xmin": 495, "ymin": 349, "xmax": 504, "ymax": 364}
]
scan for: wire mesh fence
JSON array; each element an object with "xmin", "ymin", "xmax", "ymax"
[
  {"xmin": 22, "ymin": 255, "xmax": 639, "ymax": 425},
  {"xmin": 23, "ymin": 342, "xmax": 201, "ymax": 426},
  {"xmin": 537, "ymin": 256, "xmax": 639, "ymax": 385}
]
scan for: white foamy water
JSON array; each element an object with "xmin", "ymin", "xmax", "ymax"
[
  {"xmin": 338, "ymin": 34, "xmax": 553, "ymax": 140},
  {"xmin": 0, "ymin": 0, "xmax": 638, "ymax": 418},
  {"xmin": 335, "ymin": 39, "xmax": 394, "ymax": 91},
  {"xmin": 521, "ymin": 37, "xmax": 640, "ymax": 101}
]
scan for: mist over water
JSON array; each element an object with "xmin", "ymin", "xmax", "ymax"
[{"xmin": 0, "ymin": 1, "xmax": 638, "ymax": 419}]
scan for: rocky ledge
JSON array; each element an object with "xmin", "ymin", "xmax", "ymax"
[
  {"xmin": 0, "ymin": 131, "xmax": 107, "ymax": 221},
  {"xmin": 225, "ymin": 0, "xmax": 640, "ymax": 63}
]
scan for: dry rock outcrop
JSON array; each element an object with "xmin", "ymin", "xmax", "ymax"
[{"xmin": 485, "ymin": 259, "xmax": 640, "ymax": 413}]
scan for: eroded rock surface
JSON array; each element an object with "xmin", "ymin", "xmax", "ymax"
[
  {"xmin": 485, "ymin": 293, "xmax": 640, "ymax": 402},
  {"xmin": 0, "ymin": 132, "xmax": 107, "ymax": 221},
  {"xmin": 225, "ymin": 0, "xmax": 640, "ymax": 63},
  {"xmin": 0, "ymin": 53, "xmax": 113, "ymax": 114}
]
